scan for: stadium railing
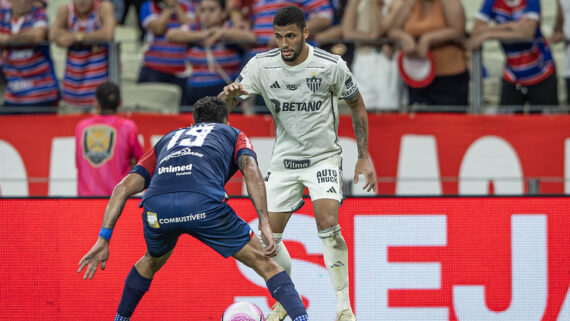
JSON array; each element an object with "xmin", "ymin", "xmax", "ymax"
[{"xmin": 0, "ymin": 37, "xmax": 568, "ymax": 115}]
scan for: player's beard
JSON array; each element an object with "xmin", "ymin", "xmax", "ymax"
[{"xmin": 281, "ymin": 36, "xmax": 305, "ymax": 63}]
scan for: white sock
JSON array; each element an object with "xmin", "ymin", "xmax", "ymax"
[
  {"xmin": 258, "ymin": 232, "xmax": 292, "ymax": 275},
  {"xmin": 319, "ymin": 225, "xmax": 352, "ymax": 314}
]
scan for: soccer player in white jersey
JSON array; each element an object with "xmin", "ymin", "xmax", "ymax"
[{"xmin": 219, "ymin": 6, "xmax": 376, "ymax": 321}]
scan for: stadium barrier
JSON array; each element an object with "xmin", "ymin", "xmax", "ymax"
[
  {"xmin": 0, "ymin": 197, "xmax": 568, "ymax": 320},
  {"xmin": 1, "ymin": 113, "xmax": 569, "ymax": 197}
]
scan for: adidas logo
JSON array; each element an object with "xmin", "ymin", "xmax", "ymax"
[
  {"xmin": 330, "ymin": 261, "xmax": 345, "ymax": 268},
  {"xmin": 326, "ymin": 186, "xmax": 337, "ymax": 194},
  {"xmin": 270, "ymin": 81, "xmax": 280, "ymax": 89}
]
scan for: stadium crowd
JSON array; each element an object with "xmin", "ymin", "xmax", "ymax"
[{"xmin": 0, "ymin": 0, "xmax": 567, "ymax": 113}]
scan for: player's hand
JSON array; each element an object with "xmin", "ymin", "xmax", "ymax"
[
  {"xmin": 222, "ymin": 82, "xmax": 248, "ymax": 98},
  {"xmin": 259, "ymin": 223, "xmax": 277, "ymax": 257},
  {"xmin": 78, "ymin": 238, "xmax": 110, "ymax": 280},
  {"xmin": 354, "ymin": 158, "xmax": 377, "ymax": 193}
]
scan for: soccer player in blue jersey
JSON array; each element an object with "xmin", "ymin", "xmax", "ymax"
[{"xmin": 78, "ymin": 96, "xmax": 309, "ymax": 321}]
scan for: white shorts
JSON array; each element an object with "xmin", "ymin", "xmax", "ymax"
[{"xmin": 265, "ymin": 157, "xmax": 343, "ymax": 212}]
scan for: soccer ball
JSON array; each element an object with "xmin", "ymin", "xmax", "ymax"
[{"xmin": 221, "ymin": 301, "xmax": 266, "ymax": 321}]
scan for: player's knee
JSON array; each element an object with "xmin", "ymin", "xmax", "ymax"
[
  {"xmin": 140, "ymin": 252, "xmax": 166, "ymax": 273},
  {"xmin": 245, "ymin": 247, "xmax": 282, "ymax": 280},
  {"xmin": 317, "ymin": 213, "xmax": 338, "ymax": 231},
  {"xmin": 316, "ymin": 214, "xmax": 339, "ymax": 231}
]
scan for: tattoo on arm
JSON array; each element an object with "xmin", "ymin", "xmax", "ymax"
[
  {"xmin": 238, "ymin": 155, "xmax": 255, "ymax": 199},
  {"xmin": 346, "ymin": 93, "xmax": 369, "ymax": 158},
  {"xmin": 352, "ymin": 114, "xmax": 368, "ymax": 158},
  {"xmin": 239, "ymin": 155, "xmax": 266, "ymax": 218},
  {"xmin": 238, "ymin": 154, "xmax": 253, "ymax": 172}
]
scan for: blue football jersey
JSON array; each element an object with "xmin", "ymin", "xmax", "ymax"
[{"xmin": 131, "ymin": 123, "xmax": 256, "ymax": 210}]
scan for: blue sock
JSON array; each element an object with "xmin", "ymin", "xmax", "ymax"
[
  {"xmin": 293, "ymin": 315, "xmax": 309, "ymax": 321},
  {"xmin": 266, "ymin": 271, "xmax": 307, "ymax": 319},
  {"xmin": 116, "ymin": 266, "xmax": 152, "ymax": 319}
]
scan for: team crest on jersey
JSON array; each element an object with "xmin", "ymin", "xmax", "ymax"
[
  {"xmin": 306, "ymin": 75, "xmax": 322, "ymax": 93},
  {"xmin": 82, "ymin": 125, "xmax": 116, "ymax": 167}
]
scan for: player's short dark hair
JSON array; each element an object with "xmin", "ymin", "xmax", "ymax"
[
  {"xmin": 193, "ymin": 96, "xmax": 228, "ymax": 124},
  {"xmin": 273, "ymin": 6, "xmax": 306, "ymax": 31},
  {"xmin": 95, "ymin": 82, "xmax": 121, "ymax": 112}
]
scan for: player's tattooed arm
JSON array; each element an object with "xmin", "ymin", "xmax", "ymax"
[
  {"xmin": 346, "ymin": 92, "xmax": 377, "ymax": 192},
  {"xmin": 238, "ymin": 154, "xmax": 277, "ymax": 256},
  {"xmin": 238, "ymin": 154, "xmax": 269, "ymax": 220},
  {"xmin": 345, "ymin": 92, "xmax": 369, "ymax": 159}
]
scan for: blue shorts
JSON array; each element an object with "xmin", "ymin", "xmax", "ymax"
[{"xmin": 141, "ymin": 192, "xmax": 253, "ymax": 258}]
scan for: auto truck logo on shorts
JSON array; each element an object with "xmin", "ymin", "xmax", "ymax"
[
  {"xmin": 317, "ymin": 169, "xmax": 338, "ymax": 183},
  {"xmin": 157, "ymin": 164, "xmax": 193, "ymax": 176}
]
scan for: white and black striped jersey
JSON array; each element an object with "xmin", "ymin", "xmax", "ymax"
[{"xmin": 235, "ymin": 44, "xmax": 359, "ymax": 171}]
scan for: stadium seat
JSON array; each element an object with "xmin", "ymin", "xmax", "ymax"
[
  {"xmin": 482, "ymin": 77, "xmax": 500, "ymax": 106},
  {"xmin": 462, "ymin": 0, "xmax": 481, "ymax": 31},
  {"xmin": 482, "ymin": 49, "xmax": 504, "ymax": 79},
  {"xmin": 121, "ymin": 53, "xmax": 144, "ymax": 82},
  {"xmin": 50, "ymin": 44, "xmax": 67, "ymax": 81},
  {"xmin": 115, "ymin": 26, "xmax": 144, "ymax": 56},
  {"xmin": 120, "ymin": 82, "xmax": 182, "ymax": 114},
  {"xmin": 46, "ymin": 0, "xmax": 69, "ymax": 21}
]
